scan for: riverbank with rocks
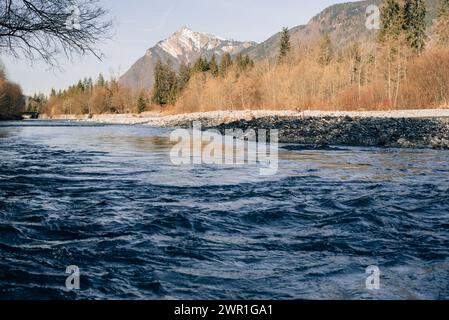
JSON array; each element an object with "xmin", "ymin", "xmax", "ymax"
[
  {"xmin": 210, "ymin": 115, "xmax": 449, "ymax": 149},
  {"xmin": 46, "ymin": 109, "xmax": 449, "ymax": 149}
]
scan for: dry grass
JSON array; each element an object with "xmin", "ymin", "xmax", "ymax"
[
  {"xmin": 167, "ymin": 44, "xmax": 449, "ymax": 113},
  {"xmin": 43, "ymin": 43, "xmax": 449, "ymax": 116}
]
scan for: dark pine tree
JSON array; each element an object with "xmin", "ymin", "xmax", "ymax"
[
  {"xmin": 193, "ymin": 56, "xmax": 210, "ymax": 73},
  {"xmin": 379, "ymin": 0, "xmax": 404, "ymax": 43},
  {"xmin": 278, "ymin": 27, "xmax": 291, "ymax": 63},
  {"xmin": 137, "ymin": 93, "xmax": 147, "ymax": 113},
  {"xmin": 151, "ymin": 61, "xmax": 177, "ymax": 106},
  {"xmin": 97, "ymin": 73, "xmax": 106, "ymax": 87},
  {"xmin": 209, "ymin": 55, "xmax": 219, "ymax": 77},
  {"xmin": 235, "ymin": 54, "xmax": 254, "ymax": 72},
  {"xmin": 219, "ymin": 53, "xmax": 233, "ymax": 76},
  {"xmin": 77, "ymin": 80, "xmax": 84, "ymax": 93},
  {"xmin": 177, "ymin": 63, "xmax": 192, "ymax": 92},
  {"xmin": 403, "ymin": 0, "xmax": 428, "ymax": 53}
]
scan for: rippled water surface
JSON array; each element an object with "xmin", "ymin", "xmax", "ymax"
[{"xmin": 1, "ymin": 120, "xmax": 449, "ymax": 300}]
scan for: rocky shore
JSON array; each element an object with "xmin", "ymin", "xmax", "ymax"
[
  {"xmin": 68, "ymin": 109, "xmax": 449, "ymax": 149},
  {"xmin": 209, "ymin": 116, "xmax": 449, "ymax": 149},
  {"xmin": 152, "ymin": 110, "xmax": 449, "ymax": 149}
]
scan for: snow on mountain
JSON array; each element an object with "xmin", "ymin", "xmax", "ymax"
[{"xmin": 120, "ymin": 27, "xmax": 256, "ymax": 89}]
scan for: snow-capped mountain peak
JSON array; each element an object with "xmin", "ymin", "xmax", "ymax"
[
  {"xmin": 157, "ymin": 26, "xmax": 252, "ymax": 59},
  {"xmin": 120, "ymin": 27, "xmax": 256, "ymax": 89}
]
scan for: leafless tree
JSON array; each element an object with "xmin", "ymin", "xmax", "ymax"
[{"xmin": 0, "ymin": 0, "xmax": 112, "ymax": 65}]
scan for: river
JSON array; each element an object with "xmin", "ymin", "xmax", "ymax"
[{"xmin": 1, "ymin": 120, "xmax": 449, "ymax": 299}]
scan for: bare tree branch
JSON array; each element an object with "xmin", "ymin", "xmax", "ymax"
[{"xmin": 0, "ymin": 0, "xmax": 113, "ymax": 66}]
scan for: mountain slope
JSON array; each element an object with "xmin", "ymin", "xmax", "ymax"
[
  {"xmin": 245, "ymin": 0, "xmax": 439, "ymax": 59},
  {"xmin": 121, "ymin": 0, "xmax": 440, "ymax": 89},
  {"xmin": 119, "ymin": 27, "xmax": 255, "ymax": 90}
]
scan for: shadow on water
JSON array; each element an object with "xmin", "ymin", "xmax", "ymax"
[
  {"xmin": 0, "ymin": 126, "xmax": 22, "ymax": 139},
  {"xmin": 0, "ymin": 129, "xmax": 9, "ymax": 139}
]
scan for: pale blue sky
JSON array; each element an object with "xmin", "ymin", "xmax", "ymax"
[{"xmin": 1, "ymin": 0, "xmax": 357, "ymax": 95}]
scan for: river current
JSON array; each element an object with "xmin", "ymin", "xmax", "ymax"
[{"xmin": 1, "ymin": 120, "xmax": 448, "ymax": 299}]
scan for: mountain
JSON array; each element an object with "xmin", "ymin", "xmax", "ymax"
[
  {"xmin": 244, "ymin": 0, "xmax": 439, "ymax": 59},
  {"xmin": 119, "ymin": 26, "xmax": 256, "ymax": 89},
  {"xmin": 121, "ymin": 0, "xmax": 440, "ymax": 89}
]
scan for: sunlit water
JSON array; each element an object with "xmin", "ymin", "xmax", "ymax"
[{"xmin": 1, "ymin": 120, "xmax": 449, "ymax": 300}]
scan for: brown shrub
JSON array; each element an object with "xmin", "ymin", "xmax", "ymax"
[{"xmin": 171, "ymin": 43, "xmax": 449, "ymax": 113}]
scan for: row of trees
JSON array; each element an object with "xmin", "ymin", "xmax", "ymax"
[
  {"xmin": 376, "ymin": 0, "xmax": 449, "ymax": 107},
  {"xmin": 1, "ymin": 0, "xmax": 114, "ymax": 118},
  {"xmin": 36, "ymin": 73, "xmax": 150, "ymax": 116},
  {"xmin": 378, "ymin": 0, "xmax": 428, "ymax": 53},
  {"xmin": 40, "ymin": 53, "xmax": 255, "ymax": 116},
  {"xmin": 170, "ymin": 0, "xmax": 449, "ymax": 112},
  {"xmin": 36, "ymin": 0, "xmax": 449, "ymax": 115},
  {"xmin": 151, "ymin": 53, "xmax": 254, "ymax": 106},
  {"xmin": 0, "ymin": 64, "xmax": 24, "ymax": 118},
  {"xmin": 378, "ymin": 0, "xmax": 449, "ymax": 52}
]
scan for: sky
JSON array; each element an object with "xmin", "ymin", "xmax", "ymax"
[{"xmin": 1, "ymin": 0, "xmax": 356, "ymax": 96}]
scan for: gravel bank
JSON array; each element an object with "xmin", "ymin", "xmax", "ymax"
[
  {"xmin": 209, "ymin": 116, "xmax": 449, "ymax": 149},
  {"xmin": 73, "ymin": 109, "xmax": 449, "ymax": 149}
]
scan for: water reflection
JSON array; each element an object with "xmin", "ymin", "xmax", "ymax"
[
  {"xmin": 95, "ymin": 135, "xmax": 175, "ymax": 153},
  {"xmin": 0, "ymin": 124, "xmax": 22, "ymax": 139},
  {"xmin": 0, "ymin": 129, "xmax": 10, "ymax": 139}
]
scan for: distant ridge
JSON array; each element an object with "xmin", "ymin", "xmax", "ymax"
[
  {"xmin": 244, "ymin": 0, "xmax": 439, "ymax": 59},
  {"xmin": 120, "ymin": 0, "xmax": 440, "ymax": 90}
]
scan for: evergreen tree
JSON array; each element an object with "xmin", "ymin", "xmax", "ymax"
[
  {"xmin": 318, "ymin": 33, "xmax": 333, "ymax": 65},
  {"xmin": 177, "ymin": 63, "xmax": 192, "ymax": 92},
  {"xmin": 193, "ymin": 56, "xmax": 210, "ymax": 73},
  {"xmin": 97, "ymin": 73, "xmax": 106, "ymax": 87},
  {"xmin": 219, "ymin": 53, "xmax": 233, "ymax": 76},
  {"xmin": 436, "ymin": 0, "xmax": 449, "ymax": 46},
  {"xmin": 209, "ymin": 55, "xmax": 219, "ymax": 77},
  {"xmin": 137, "ymin": 94, "xmax": 147, "ymax": 114},
  {"xmin": 167, "ymin": 84, "xmax": 179, "ymax": 106},
  {"xmin": 77, "ymin": 80, "xmax": 84, "ymax": 92},
  {"xmin": 379, "ymin": 0, "xmax": 404, "ymax": 43},
  {"xmin": 82, "ymin": 78, "xmax": 92, "ymax": 93},
  {"xmin": 235, "ymin": 54, "xmax": 254, "ymax": 72},
  {"xmin": 151, "ymin": 61, "xmax": 177, "ymax": 106},
  {"xmin": 278, "ymin": 27, "xmax": 291, "ymax": 63},
  {"xmin": 404, "ymin": 0, "xmax": 428, "ymax": 53}
]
